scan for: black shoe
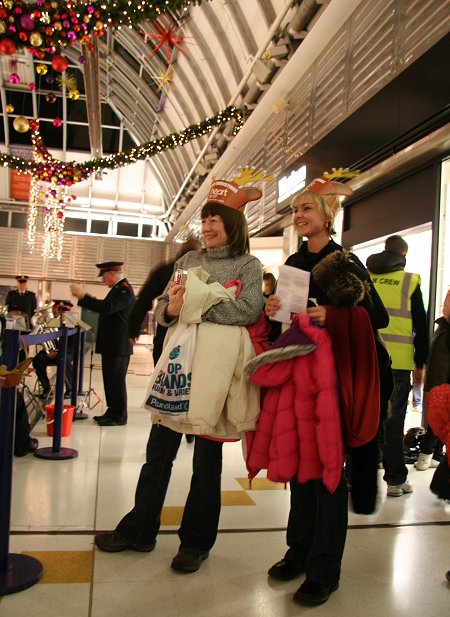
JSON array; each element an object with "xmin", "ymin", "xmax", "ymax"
[
  {"xmin": 185, "ymin": 434, "xmax": 195, "ymax": 443},
  {"xmin": 39, "ymin": 388, "xmax": 51, "ymax": 400},
  {"xmin": 96, "ymin": 418, "xmax": 127, "ymax": 426},
  {"xmin": 171, "ymin": 549, "xmax": 209, "ymax": 573},
  {"xmin": 268, "ymin": 558, "xmax": 305, "ymax": 581},
  {"xmin": 94, "ymin": 532, "xmax": 156, "ymax": 553},
  {"xmin": 64, "ymin": 390, "xmax": 72, "ymax": 399},
  {"xmin": 293, "ymin": 579, "xmax": 339, "ymax": 605},
  {"xmin": 15, "ymin": 437, "xmax": 39, "ymax": 457},
  {"xmin": 93, "ymin": 412, "xmax": 114, "ymax": 421},
  {"xmin": 93, "ymin": 413, "xmax": 107, "ymax": 421}
]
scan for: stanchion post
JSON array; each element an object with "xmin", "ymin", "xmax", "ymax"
[
  {"xmin": 34, "ymin": 327, "xmax": 78, "ymax": 461},
  {"xmin": 78, "ymin": 330, "xmax": 86, "ymax": 395},
  {"xmin": 70, "ymin": 326, "xmax": 80, "ymax": 409},
  {"xmin": 0, "ymin": 328, "xmax": 43, "ymax": 595}
]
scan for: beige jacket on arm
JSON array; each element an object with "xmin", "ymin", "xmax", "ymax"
[{"xmin": 151, "ymin": 267, "xmax": 261, "ymax": 439}]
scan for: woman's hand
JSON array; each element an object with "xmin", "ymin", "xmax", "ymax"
[
  {"xmin": 165, "ymin": 283, "xmax": 185, "ymax": 318},
  {"xmin": 265, "ymin": 294, "xmax": 281, "ymax": 317},
  {"xmin": 307, "ymin": 305, "xmax": 327, "ymax": 327}
]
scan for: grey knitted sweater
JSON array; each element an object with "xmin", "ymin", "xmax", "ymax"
[{"xmin": 154, "ymin": 245, "xmax": 264, "ymax": 327}]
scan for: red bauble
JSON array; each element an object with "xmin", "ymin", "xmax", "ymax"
[
  {"xmin": 51, "ymin": 55, "xmax": 68, "ymax": 72},
  {"xmin": 0, "ymin": 38, "xmax": 16, "ymax": 55}
]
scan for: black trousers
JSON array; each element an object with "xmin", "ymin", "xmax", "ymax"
[
  {"xmin": 117, "ymin": 424, "xmax": 223, "ymax": 552},
  {"xmin": 101, "ymin": 354, "xmax": 130, "ymax": 422},
  {"xmin": 284, "ymin": 473, "xmax": 348, "ymax": 586},
  {"xmin": 32, "ymin": 349, "xmax": 73, "ymax": 391}
]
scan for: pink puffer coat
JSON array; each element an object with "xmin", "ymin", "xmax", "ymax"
[{"xmin": 244, "ymin": 314, "xmax": 345, "ymax": 493}]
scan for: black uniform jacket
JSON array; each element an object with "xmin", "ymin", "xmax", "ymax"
[
  {"xmin": 128, "ymin": 261, "xmax": 174, "ymax": 346},
  {"xmin": 78, "ymin": 278, "xmax": 135, "ymax": 356},
  {"xmin": 6, "ymin": 289, "xmax": 37, "ymax": 321}
]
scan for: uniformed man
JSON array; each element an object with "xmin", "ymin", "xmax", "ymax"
[
  {"xmin": 32, "ymin": 300, "xmax": 75, "ymax": 400},
  {"xmin": 70, "ymin": 262, "xmax": 135, "ymax": 426},
  {"xmin": 367, "ymin": 235, "xmax": 428, "ymax": 497},
  {"xmin": 6, "ymin": 275, "xmax": 37, "ymax": 327}
]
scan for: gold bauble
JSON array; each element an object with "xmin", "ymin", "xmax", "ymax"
[
  {"xmin": 3, "ymin": 1, "xmax": 13, "ymax": 10},
  {"xmin": 0, "ymin": 20, "xmax": 6, "ymax": 34},
  {"xmin": 68, "ymin": 89, "xmax": 80, "ymax": 100},
  {"xmin": 51, "ymin": 1, "xmax": 58, "ymax": 8},
  {"xmin": 95, "ymin": 21, "xmax": 104, "ymax": 30},
  {"xmin": 36, "ymin": 63, "xmax": 48, "ymax": 75},
  {"xmin": 5, "ymin": 103, "xmax": 14, "ymax": 113},
  {"xmin": 13, "ymin": 116, "xmax": 30, "ymax": 133},
  {"xmin": 29, "ymin": 32, "xmax": 43, "ymax": 47},
  {"xmin": 54, "ymin": 21, "xmax": 62, "ymax": 31}
]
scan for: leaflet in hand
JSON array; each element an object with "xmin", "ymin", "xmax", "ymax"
[{"xmin": 270, "ymin": 264, "xmax": 310, "ymax": 324}]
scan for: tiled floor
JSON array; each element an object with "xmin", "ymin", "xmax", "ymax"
[{"xmin": 1, "ymin": 343, "xmax": 449, "ymax": 616}]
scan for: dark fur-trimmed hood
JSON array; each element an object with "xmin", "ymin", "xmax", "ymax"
[{"xmin": 312, "ymin": 250, "xmax": 372, "ymax": 308}]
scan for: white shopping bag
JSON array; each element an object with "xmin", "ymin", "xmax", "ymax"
[{"xmin": 144, "ymin": 322, "xmax": 197, "ymax": 420}]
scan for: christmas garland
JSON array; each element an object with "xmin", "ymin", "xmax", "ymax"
[
  {"xmin": 0, "ymin": 106, "xmax": 243, "ymax": 184},
  {"xmin": 0, "ymin": 1, "xmax": 205, "ymax": 57}
]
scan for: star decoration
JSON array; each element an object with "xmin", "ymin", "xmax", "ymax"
[
  {"xmin": 140, "ymin": 15, "xmax": 192, "ymax": 63},
  {"xmin": 152, "ymin": 67, "xmax": 173, "ymax": 93},
  {"xmin": 56, "ymin": 72, "xmax": 78, "ymax": 93}
]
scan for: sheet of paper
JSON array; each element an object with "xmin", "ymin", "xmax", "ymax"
[{"xmin": 271, "ymin": 264, "xmax": 310, "ymax": 324}]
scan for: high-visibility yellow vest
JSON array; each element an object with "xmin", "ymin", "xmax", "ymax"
[{"xmin": 369, "ymin": 270, "xmax": 420, "ymax": 370}]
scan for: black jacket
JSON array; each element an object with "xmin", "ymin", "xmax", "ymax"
[
  {"xmin": 424, "ymin": 316, "xmax": 450, "ymax": 392},
  {"xmin": 128, "ymin": 261, "xmax": 174, "ymax": 340},
  {"xmin": 6, "ymin": 289, "xmax": 37, "ymax": 322},
  {"xmin": 78, "ymin": 278, "xmax": 135, "ymax": 356}
]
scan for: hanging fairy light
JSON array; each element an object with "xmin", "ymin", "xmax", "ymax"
[
  {"xmin": 41, "ymin": 182, "xmax": 67, "ymax": 260},
  {"xmin": 27, "ymin": 130, "xmax": 75, "ymax": 260},
  {"xmin": 27, "ymin": 177, "xmax": 41, "ymax": 252}
]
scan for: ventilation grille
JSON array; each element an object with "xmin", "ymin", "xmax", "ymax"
[{"xmin": 0, "ymin": 231, "xmax": 170, "ymax": 285}]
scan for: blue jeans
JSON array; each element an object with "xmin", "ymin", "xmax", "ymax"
[
  {"xmin": 117, "ymin": 424, "xmax": 223, "ymax": 552},
  {"xmin": 382, "ymin": 369, "xmax": 411, "ymax": 485}
]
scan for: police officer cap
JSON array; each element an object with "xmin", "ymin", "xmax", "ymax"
[
  {"xmin": 15, "ymin": 275, "xmax": 29, "ymax": 282},
  {"xmin": 52, "ymin": 300, "xmax": 74, "ymax": 311},
  {"xmin": 96, "ymin": 261, "xmax": 124, "ymax": 276}
]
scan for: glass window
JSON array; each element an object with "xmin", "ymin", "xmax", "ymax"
[
  {"xmin": 65, "ymin": 218, "xmax": 87, "ymax": 233},
  {"xmin": 90, "ymin": 220, "xmax": 109, "ymax": 234},
  {"xmin": 11, "ymin": 212, "xmax": 27, "ymax": 228},
  {"xmin": 117, "ymin": 222, "xmax": 138, "ymax": 237}
]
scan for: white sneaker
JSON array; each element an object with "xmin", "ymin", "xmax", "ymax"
[
  {"xmin": 387, "ymin": 481, "xmax": 413, "ymax": 497},
  {"xmin": 415, "ymin": 453, "xmax": 433, "ymax": 471}
]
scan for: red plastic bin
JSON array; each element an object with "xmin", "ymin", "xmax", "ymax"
[{"xmin": 45, "ymin": 404, "xmax": 75, "ymax": 437}]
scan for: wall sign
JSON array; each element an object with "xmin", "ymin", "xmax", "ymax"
[{"xmin": 276, "ymin": 165, "xmax": 306, "ymax": 213}]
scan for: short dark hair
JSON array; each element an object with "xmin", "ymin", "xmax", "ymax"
[
  {"xmin": 385, "ymin": 235, "xmax": 408, "ymax": 255},
  {"xmin": 263, "ymin": 272, "xmax": 276, "ymax": 292},
  {"xmin": 175, "ymin": 237, "xmax": 201, "ymax": 259},
  {"xmin": 201, "ymin": 202, "xmax": 250, "ymax": 256}
]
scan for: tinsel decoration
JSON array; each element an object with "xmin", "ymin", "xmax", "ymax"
[
  {"xmin": 152, "ymin": 66, "xmax": 173, "ymax": 93},
  {"xmin": 0, "ymin": 106, "xmax": 244, "ymax": 185},
  {"xmin": 0, "ymin": 1, "xmax": 206, "ymax": 58},
  {"xmin": 141, "ymin": 15, "xmax": 192, "ymax": 63}
]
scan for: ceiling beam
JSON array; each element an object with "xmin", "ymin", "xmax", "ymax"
[{"xmin": 82, "ymin": 38, "xmax": 103, "ymax": 168}]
